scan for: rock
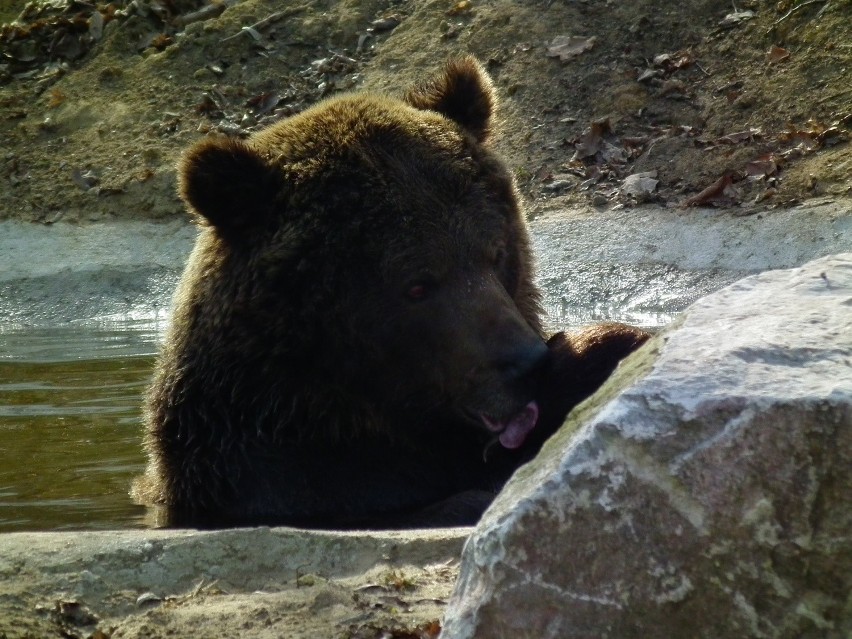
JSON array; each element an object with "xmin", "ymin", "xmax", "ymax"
[
  {"xmin": 441, "ymin": 253, "xmax": 852, "ymax": 639},
  {"xmin": 621, "ymin": 170, "xmax": 659, "ymax": 196}
]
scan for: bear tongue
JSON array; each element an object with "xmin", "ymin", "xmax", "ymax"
[{"xmin": 481, "ymin": 401, "xmax": 539, "ymax": 450}]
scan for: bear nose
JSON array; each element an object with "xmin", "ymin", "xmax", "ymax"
[{"xmin": 495, "ymin": 337, "xmax": 549, "ymax": 382}]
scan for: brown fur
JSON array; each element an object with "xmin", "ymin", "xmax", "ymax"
[{"xmin": 134, "ymin": 57, "xmax": 649, "ymax": 528}]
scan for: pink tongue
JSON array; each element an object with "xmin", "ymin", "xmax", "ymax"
[{"xmin": 488, "ymin": 401, "xmax": 539, "ymax": 450}]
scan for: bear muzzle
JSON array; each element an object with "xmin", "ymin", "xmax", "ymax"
[
  {"xmin": 470, "ymin": 336, "xmax": 548, "ymax": 449},
  {"xmin": 481, "ymin": 400, "xmax": 540, "ymax": 449}
]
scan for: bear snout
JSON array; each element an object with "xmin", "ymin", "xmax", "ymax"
[
  {"xmin": 492, "ymin": 337, "xmax": 549, "ymax": 384},
  {"xmin": 460, "ymin": 329, "xmax": 548, "ymax": 443}
]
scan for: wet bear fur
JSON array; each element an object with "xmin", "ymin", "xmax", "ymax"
[{"xmin": 134, "ymin": 57, "xmax": 649, "ymax": 528}]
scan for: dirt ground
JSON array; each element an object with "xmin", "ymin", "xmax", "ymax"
[
  {"xmin": 1, "ymin": 0, "xmax": 850, "ymax": 224},
  {"xmin": 0, "ymin": 527, "xmax": 468, "ymax": 639}
]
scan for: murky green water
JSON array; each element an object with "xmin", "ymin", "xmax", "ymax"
[
  {"xmin": 0, "ymin": 319, "xmax": 164, "ymax": 532},
  {"xmin": 0, "ymin": 261, "xmax": 742, "ymax": 532}
]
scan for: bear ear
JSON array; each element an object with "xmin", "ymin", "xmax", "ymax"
[
  {"xmin": 404, "ymin": 55, "xmax": 495, "ymax": 143},
  {"xmin": 179, "ymin": 136, "xmax": 285, "ymax": 238}
]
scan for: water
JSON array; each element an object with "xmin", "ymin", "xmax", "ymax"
[
  {"xmin": 2, "ymin": 202, "xmax": 846, "ymax": 531},
  {"xmin": 0, "ymin": 246, "xmax": 744, "ymax": 532},
  {"xmin": 536, "ymin": 260, "xmax": 741, "ymax": 332},
  {"xmin": 0, "ymin": 317, "xmax": 165, "ymax": 532}
]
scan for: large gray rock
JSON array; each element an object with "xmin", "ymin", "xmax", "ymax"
[{"xmin": 441, "ymin": 253, "xmax": 852, "ymax": 639}]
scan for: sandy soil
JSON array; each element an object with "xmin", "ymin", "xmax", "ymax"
[
  {"xmin": 0, "ymin": 527, "xmax": 468, "ymax": 639},
  {"xmin": 1, "ymin": 0, "xmax": 850, "ymax": 224}
]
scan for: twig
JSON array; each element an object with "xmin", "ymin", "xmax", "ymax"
[
  {"xmin": 816, "ymin": 87, "xmax": 852, "ymax": 104},
  {"xmin": 173, "ymin": 3, "xmax": 225, "ymax": 28},
  {"xmin": 773, "ymin": 0, "xmax": 828, "ymax": 27},
  {"xmin": 815, "ymin": 0, "xmax": 833, "ymax": 19},
  {"xmin": 221, "ymin": 7, "xmax": 304, "ymax": 42}
]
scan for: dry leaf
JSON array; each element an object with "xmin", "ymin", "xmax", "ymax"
[
  {"xmin": 682, "ymin": 173, "xmax": 739, "ymax": 207},
  {"xmin": 719, "ymin": 10, "xmax": 755, "ymax": 27},
  {"xmin": 369, "ymin": 15, "xmax": 402, "ymax": 31},
  {"xmin": 745, "ymin": 158, "xmax": 778, "ymax": 178},
  {"xmin": 779, "ymin": 120, "xmax": 826, "ymax": 150},
  {"xmin": 571, "ymin": 119, "xmax": 611, "ymax": 160},
  {"xmin": 745, "ymin": 153, "xmax": 783, "ymax": 179},
  {"xmin": 246, "ymin": 92, "xmax": 281, "ymax": 116},
  {"xmin": 717, "ymin": 128, "xmax": 762, "ymax": 144},
  {"xmin": 447, "ymin": 1, "xmax": 473, "ymax": 16},
  {"xmin": 71, "ymin": 168, "xmax": 100, "ymax": 191},
  {"xmin": 653, "ymin": 51, "xmax": 694, "ymax": 71},
  {"xmin": 546, "ymin": 35, "xmax": 597, "ymax": 62},
  {"xmin": 48, "ymin": 88, "xmax": 66, "ymax": 107},
  {"xmin": 817, "ymin": 126, "xmax": 847, "ymax": 146},
  {"xmin": 637, "ymin": 68, "xmax": 662, "ymax": 82},
  {"xmin": 766, "ymin": 45, "xmax": 790, "ymax": 64}
]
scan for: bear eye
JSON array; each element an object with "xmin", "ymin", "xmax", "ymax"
[{"xmin": 405, "ymin": 280, "xmax": 434, "ymax": 302}]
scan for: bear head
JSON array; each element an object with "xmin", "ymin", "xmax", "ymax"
[{"xmin": 173, "ymin": 56, "xmax": 547, "ymax": 451}]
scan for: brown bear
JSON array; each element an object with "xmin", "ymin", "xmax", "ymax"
[{"xmin": 133, "ymin": 56, "xmax": 649, "ymax": 528}]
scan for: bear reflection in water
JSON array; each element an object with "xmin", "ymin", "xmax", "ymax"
[{"xmin": 132, "ymin": 56, "xmax": 649, "ymax": 528}]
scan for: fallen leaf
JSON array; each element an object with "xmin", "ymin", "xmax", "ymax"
[
  {"xmin": 652, "ymin": 51, "xmax": 693, "ymax": 71},
  {"xmin": 48, "ymin": 88, "xmax": 66, "ymax": 107},
  {"xmin": 571, "ymin": 119, "xmax": 611, "ymax": 160},
  {"xmin": 766, "ymin": 45, "xmax": 790, "ymax": 64},
  {"xmin": 817, "ymin": 126, "xmax": 847, "ymax": 146},
  {"xmin": 53, "ymin": 600, "xmax": 99, "ymax": 626},
  {"xmin": 246, "ymin": 92, "xmax": 280, "ymax": 115},
  {"xmin": 546, "ymin": 35, "xmax": 597, "ymax": 62},
  {"xmin": 717, "ymin": 128, "xmax": 762, "ymax": 144},
  {"xmin": 753, "ymin": 187, "xmax": 777, "ymax": 203},
  {"xmin": 621, "ymin": 135, "xmax": 649, "ymax": 149},
  {"xmin": 369, "ymin": 15, "xmax": 402, "ymax": 32},
  {"xmin": 779, "ymin": 120, "xmax": 825, "ymax": 150},
  {"xmin": 682, "ymin": 173, "xmax": 739, "ymax": 207},
  {"xmin": 637, "ymin": 68, "xmax": 662, "ymax": 82},
  {"xmin": 745, "ymin": 155, "xmax": 779, "ymax": 178},
  {"xmin": 719, "ymin": 10, "xmax": 755, "ymax": 27},
  {"xmin": 71, "ymin": 168, "xmax": 100, "ymax": 191},
  {"xmin": 446, "ymin": 1, "xmax": 473, "ymax": 16}
]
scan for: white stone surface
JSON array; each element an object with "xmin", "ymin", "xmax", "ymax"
[
  {"xmin": 0, "ymin": 219, "xmax": 195, "ymax": 282},
  {"xmin": 2, "ymin": 198, "xmax": 850, "ymax": 329},
  {"xmin": 441, "ymin": 253, "xmax": 852, "ymax": 639}
]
